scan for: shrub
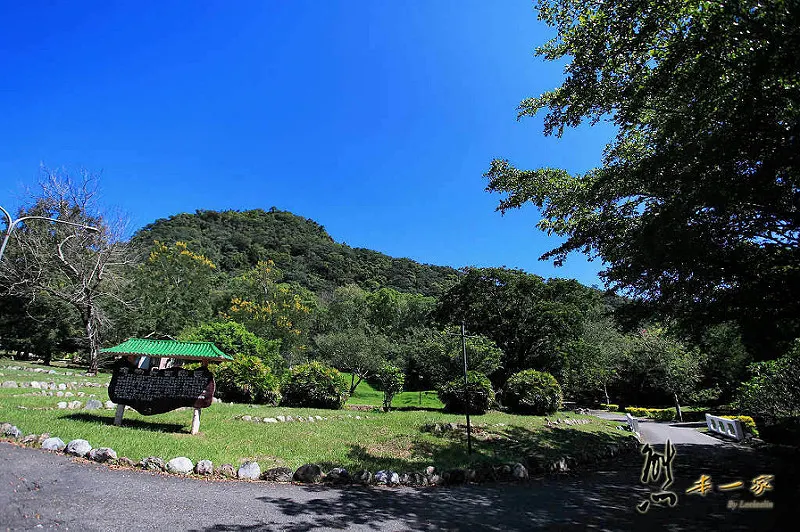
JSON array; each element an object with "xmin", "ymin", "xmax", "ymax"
[
  {"xmin": 370, "ymin": 363, "xmax": 405, "ymax": 412},
  {"xmin": 735, "ymin": 343, "xmax": 800, "ymax": 425},
  {"xmin": 180, "ymin": 321, "xmax": 284, "ymax": 374},
  {"xmin": 624, "ymin": 407, "xmax": 677, "ymax": 421},
  {"xmin": 503, "ymin": 370, "xmax": 563, "ymax": 416},
  {"xmin": 686, "ymin": 386, "xmax": 722, "ymax": 406},
  {"xmin": 437, "ymin": 371, "xmax": 494, "ymax": 415},
  {"xmin": 214, "ymin": 354, "xmax": 281, "ymax": 405},
  {"xmin": 280, "ymin": 361, "xmax": 348, "ymax": 409},
  {"xmin": 600, "ymin": 403, "xmax": 620, "ymax": 412},
  {"xmin": 722, "ymin": 415, "xmax": 760, "ymax": 438}
]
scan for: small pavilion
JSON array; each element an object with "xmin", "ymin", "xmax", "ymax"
[{"xmin": 101, "ymin": 338, "xmax": 232, "ymax": 434}]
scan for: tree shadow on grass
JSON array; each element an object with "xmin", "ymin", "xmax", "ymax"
[
  {"xmin": 60, "ymin": 412, "xmax": 187, "ymax": 433},
  {"xmin": 313, "ymin": 423, "xmax": 637, "ymax": 477}
]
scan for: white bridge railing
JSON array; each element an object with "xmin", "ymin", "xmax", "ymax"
[
  {"xmin": 705, "ymin": 414, "xmax": 744, "ymax": 441},
  {"xmin": 626, "ymin": 413, "xmax": 640, "ymax": 436}
]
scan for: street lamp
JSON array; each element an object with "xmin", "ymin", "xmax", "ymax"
[{"xmin": 0, "ymin": 205, "xmax": 100, "ymax": 262}]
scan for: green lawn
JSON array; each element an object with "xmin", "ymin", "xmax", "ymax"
[
  {"xmin": 343, "ymin": 373, "xmax": 444, "ymax": 410},
  {"xmin": 1, "ymin": 360, "xmax": 632, "ymax": 473}
]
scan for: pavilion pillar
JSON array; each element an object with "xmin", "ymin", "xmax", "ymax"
[
  {"xmin": 114, "ymin": 404, "xmax": 125, "ymax": 426},
  {"xmin": 191, "ymin": 408, "xmax": 201, "ymax": 435}
]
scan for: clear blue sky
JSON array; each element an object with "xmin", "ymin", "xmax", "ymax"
[{"xmin": 0, "ymin": 1, "xmax": 613, "ymax": 287}]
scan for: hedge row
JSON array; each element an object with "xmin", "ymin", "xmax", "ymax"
[
  {"xmin": 437, "ymin": 369, "xmax": 563, "ymax": 416},
  {"xmin": 624, "ymin": 407, "xmax": 677, "ymax": 421},
  {"xmin": 214, "ymin": 359, "xmax": 348, "ymax": 410}
]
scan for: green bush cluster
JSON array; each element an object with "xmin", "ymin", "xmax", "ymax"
[
  {"xmin": 437, "ymin": 371, "xmax": 494, "ymax": 415},
  {"xmin": 214, "ymin": 354, "xmax": 281, "ymax": 405},
  {"xmin": 722, "ymin": 415, "xmax": 759, "ymax": 437},
  {"xmin": 625, "ymin": 407, "xmax": 677, "ymax": 421},
  {"xmin": 503, "ymin": 370, "xmax": 563, "ymax": 416},
  {"xmin": 369, "ymin": 363, "xmax": 405, "ymax": 412},
  {"xmin": 735, "ymin": 343, "xmax": 800, "ymax": 425},
  {"xmin": 600, "ymin": 403, "xmax": 619, "ymax": 412},
  {"xmin": 280, "ymin": 361, "xmax": 348, "ymax": 409}
]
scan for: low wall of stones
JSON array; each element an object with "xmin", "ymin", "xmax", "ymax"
[{"xmin": 1, "ymin": 417, "xmax": 639, "ymax": 488}]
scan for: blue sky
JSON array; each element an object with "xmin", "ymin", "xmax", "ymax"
[{"xmin": 0, "ymin": 1, "xmax": 614, "ymax": 287}]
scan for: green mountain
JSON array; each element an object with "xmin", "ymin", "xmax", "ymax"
[{"xmin": 131, "ymin": 208, "xmax": 459, "ymax": 296}]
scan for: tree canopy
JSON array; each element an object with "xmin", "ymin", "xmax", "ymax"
[
  {"xmin": 485, "ymin": 0, "xmax": 800, "ymax": 359},
  {"xmin": 436, "ymin": 267, "xmax": 597, "ymax": 381}
]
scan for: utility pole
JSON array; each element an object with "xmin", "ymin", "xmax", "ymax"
[
  {"xmin": 460, "ymin": 321, "xmax": 473, "ymax": 455},
  {"xmin": 440, "ymin": 322, "xmax": 482, "ymax": 455}
]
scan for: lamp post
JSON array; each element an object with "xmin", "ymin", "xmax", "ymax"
[{"xmin": 0, "ymin": 205, "xmax": 100, "ymax": 262}]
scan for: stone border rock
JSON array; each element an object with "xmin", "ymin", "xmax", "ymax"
[
  {"xmin": 235, "ymin": 413, "xmax": 370, "ymax": 424},
  {"xmin": 0, "ymin": 418, "xmax": 639, "ymax": 488},
  {"xmin": 0, "ymin": 364, "xmax": 96, "ymax": 378}
]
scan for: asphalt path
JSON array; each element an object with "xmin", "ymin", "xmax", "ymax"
[{"xmin": 1, "ymin": 418, "xmax": 795, "ymax": 531}]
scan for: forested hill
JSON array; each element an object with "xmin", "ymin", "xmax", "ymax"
[{"xmin": 131, "ymin": 209, "xmax": 459, "ymax": 296}]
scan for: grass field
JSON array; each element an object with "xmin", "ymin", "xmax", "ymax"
[
  {"xmin": 342, "ymin": 373, "xmax": 444, "ymax": 410},
  {"xmin": 1, "ymin": 360, "xmax": 631, "ymax": 473}
]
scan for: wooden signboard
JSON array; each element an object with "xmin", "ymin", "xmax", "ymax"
[{"xmin": 109, "ymin": 364, "xmax": 215, "ymax": 416}]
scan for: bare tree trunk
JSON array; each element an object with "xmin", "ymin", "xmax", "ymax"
[
  {"xmin": 603, "ymin": 382, "xmax": 610, "ymax": 406},
  {"xmin": 84, "ymin": 311, "xmax": 100, "ymax": 374},
  {"xmin": 674, "ymin": 392, "xmax": 683, "ymax": 422}
]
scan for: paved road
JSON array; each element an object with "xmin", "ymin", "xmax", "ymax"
[
  {"xmin": 591, "ymin": 411, "xmax": 724, "ymax": 445},
  {"xmin": 1, "ymin": 419, "xmax": 795, "ymax": 531}
]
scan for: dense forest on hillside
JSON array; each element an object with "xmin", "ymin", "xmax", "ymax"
[{"xmin": 131, "ymin": 209, "xmax": 459, "ymax": 297}]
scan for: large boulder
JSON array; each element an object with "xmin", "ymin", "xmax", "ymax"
[
  {"xmin": 141, "ymin": 456, "xmax": 166, "ymax": 471},
  {"xmin": 512, "ymin": 463, "xmax": 529, "ymax": 480},
  {"xmin": 293, "ymin": 464, "xmax": 323, "ymax": 483},
  {"xmin": 261, "ymin": 467, "xmax": 293, "ymax": 482},
  {"xmin": 353, "ymin": 470, "xmax": 372, "ymax": 485},
  {"xmin": 325, "ymin": 468, "xmax": 351, "ymax": 484},
  {"xmin": 3, "ymin": 425, "xmax": 22, "ymax": 439},
  {"xmin": 41, "ymin": 437, "xmax": 66, "ymax": 452},
  {"xmin": 403, "ymin": 472, "xmax": 428, "ymax": 486},
  {"xmin": 1, "ymin": 381, "xmax": 18, "ymax": 388},
  {"xmin": 88, "ymin": 447, "xmax": 118, "ymax": 463},
  {"xmin": 219, "ymin": 464, "xmax": 236, "ymax": 478},
  {"xmin": 443, "ymin": 469, "xmax": 468, "ymax": 485},
  {"xmin": 195, "ymin": 460, "xmax": 214, "ymax": 475},
  {"xmin": 374, "ymin": 470, "xmax": 400, "ymax": 485},
  {"xmin": 237, "ymin": 461, "xmax": 261, "ymax": 480},
  {"xmin": 84, "ymin": 399, "xmax": 103, "ymax": 410},
  {"xmin": 166, "ymin": 457, "xmax": 194, "ymax": 475},
  {"xmin": 65, "ymin": 439, "xmax": 92, "ymax": 457}
]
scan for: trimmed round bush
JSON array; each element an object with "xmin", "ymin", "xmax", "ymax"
[
  {"xmin": 504, "ymin": 370, "xmax": 563, "ymax": 415},
  {"xmin": 437, "ymin": 371, "xmax": 495, "ymax": 415},
  {"xmin": 215, "ymin": 354, "xmax": 281, "ymax": 405},
  {"xmin": 280, "ymin": 361, "xmax": 348, "ymax": 409}
]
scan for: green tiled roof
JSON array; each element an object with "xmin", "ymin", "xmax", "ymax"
[{"xmin": 101, "ymin": 338, "xmax": 232, "ymax": 361}]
